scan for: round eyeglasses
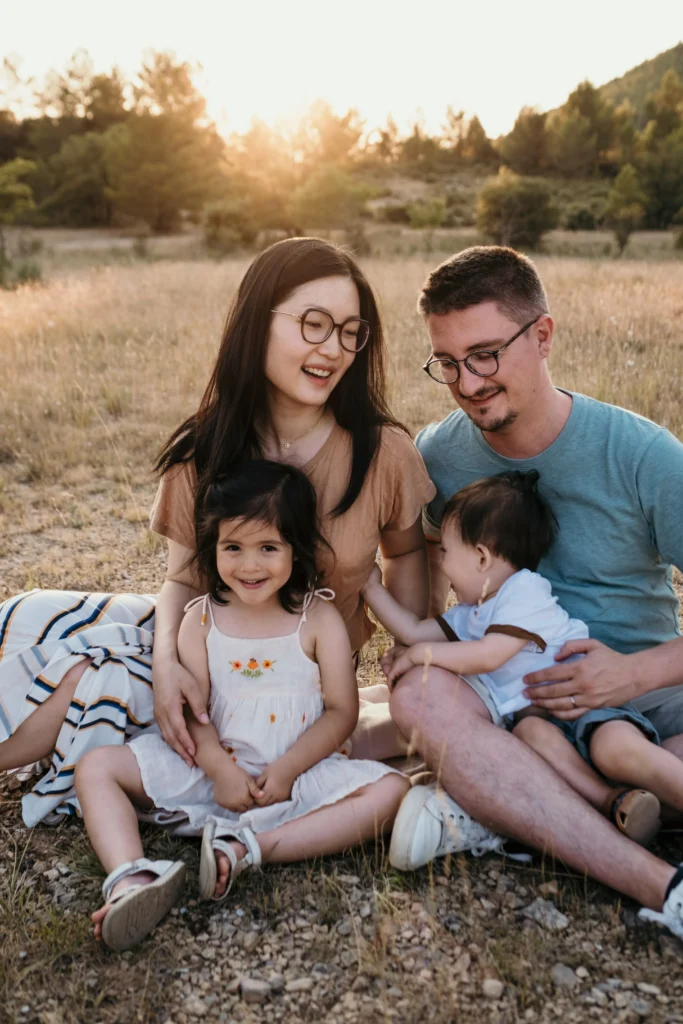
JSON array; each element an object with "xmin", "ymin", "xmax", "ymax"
[
  {"xmin": 423, "ymin": 316, "xmax": 542, "ymax": 384},
  {"xmin": 271, "ymin": 307, "xmax": 370, "ymax": 353}
]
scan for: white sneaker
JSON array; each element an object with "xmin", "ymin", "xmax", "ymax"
[
  {"xmin": 639, "ymin": 865, "xmax": 683, "ymax": 939},
  {"xmin": 389, "ymin": 783, "xmax": 505, "ymax": 871}
]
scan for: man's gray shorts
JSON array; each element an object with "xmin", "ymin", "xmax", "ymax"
[{"xmin": 631, "ymin": 683, "xmax": 683, "ymax": 741}]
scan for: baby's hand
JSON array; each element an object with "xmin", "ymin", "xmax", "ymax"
[
  {"xmin": 385, "ymin": 644, "xmax": 425, "ymax": 689},
  {"xmin": 213, "ymin": 764, "xmax": 263, "ymax": 813},
  {"xmin": 254, "ymin": 760, "xmax": 297, "ymax": 806},
  {"xmin": 361, "ymin": 562, "xmax": 382, "ymax": 596}
]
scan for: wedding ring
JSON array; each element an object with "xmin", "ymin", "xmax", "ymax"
[{"xmin": 569, "ymin": 695, "xmax": 577, "ymax": 708}]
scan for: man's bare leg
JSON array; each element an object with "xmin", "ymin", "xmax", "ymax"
[
  {"xmin": 390, "ymin": 666, "xmax": 676, "ymax": 911},
  {"xmin": 0, "ymin": 658, "xmax": 91, "ymax": 772}
]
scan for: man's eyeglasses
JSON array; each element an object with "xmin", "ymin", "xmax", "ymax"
[
  {"xmin": 271, "ymin": 307, "xmax": 371, "ymax": 353},
  {"xmin": 423, "ymin": 316, "xmax": 542, "ymax": 384}
]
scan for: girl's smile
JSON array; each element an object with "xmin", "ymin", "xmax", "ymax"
[{"xmin": 216, "ymin": 518, "xmax": 293, "ymax": 606}]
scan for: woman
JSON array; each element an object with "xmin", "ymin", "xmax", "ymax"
[{"xmin": 0, "ymin": 237, "xmax": 434, "ymax": 824}]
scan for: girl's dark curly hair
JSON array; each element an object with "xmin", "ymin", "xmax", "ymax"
[{"xmin": 195, "ymin": 460, "xmax": 329, "ymax": 612}]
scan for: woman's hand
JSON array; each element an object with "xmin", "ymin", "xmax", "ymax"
[
  {"xmin": 153, "ymin": 659, "xmax": 210, "ymax": 766},
  {"xmin": 255, "ymin": 760, "xmax": 298, "ymax": 806},
  {"xmin": 213, "ymin": 764, "xmax": 264, "ymax": 813},
  {"xmin": 523, "ymin": 638, "xmax": 636, "ymax": 720}
]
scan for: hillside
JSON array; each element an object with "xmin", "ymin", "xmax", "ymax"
[{"xmin": 599, "ymin": 42, "xmax": 683, "ymax": 124}]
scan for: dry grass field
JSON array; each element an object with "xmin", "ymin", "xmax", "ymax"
[{"xmin": 2, "ymin": 251, "xmax": 683, "ymax": 1024}]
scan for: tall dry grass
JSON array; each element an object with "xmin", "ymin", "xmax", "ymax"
[{"xmin": 1, "ymin": 256, "xmax": 682, "ymax": 597}]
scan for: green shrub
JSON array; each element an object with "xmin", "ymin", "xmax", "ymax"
[
  {"xmin": 204, "ymin": 198, "xmax": 258, "ymax": 252},
  {"xmin": 476, "ymin": 168, "xmax": 558, "ymax": 249},
  {"xmin": 287, "ymin": 168, "xmax": 372, "ymax": 229},
  {"xmin": 407, "ymin": 197, "xmax": 446, "ymax": 229},
  {"xmin": 379, "ymin": 202, "xmax": 410, "ymax": 224},
  {"xmin": 564, "ymin": 205, "xmax": 597, "ymax": 231},
  {"xmin": 14, "ymin": 260, "xmax": 42, "ymax": 284}
]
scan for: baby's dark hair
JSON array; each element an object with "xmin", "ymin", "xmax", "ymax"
[
  {"xmin": 194, "ymin": 460, "xmax": 327, "ymax": 611},
  {"xmin": 442, "ymin": 470, "xmax": 556, "ymax": 571}
]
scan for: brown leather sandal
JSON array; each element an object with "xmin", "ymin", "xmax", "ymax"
[{"xmin": 607, "ymin": 788, "xmax": 661, "ymax": 846}]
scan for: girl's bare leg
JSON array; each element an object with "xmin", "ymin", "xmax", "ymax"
[
  {"xmin": 513, "ymin": 715, "xmax": 622, "ymax": 813},
  {"xmin": 74, "ymin": 745, "xmax": 154, "ymax": 939},
  {"xmin": 214, "ymin": 773, "xmax": 409, "ymax": 896},
  {"xmin": 0, "ymin": 658, "xmax": 91, "ymax": 772},
  {"xmin": 590, "ymin": 721, "xmax": 683, "ymax": 814}
]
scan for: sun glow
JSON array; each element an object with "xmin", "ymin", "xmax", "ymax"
[{"xmin": 3, "ymin": 0, "xmax": 681, "ymax": 138}]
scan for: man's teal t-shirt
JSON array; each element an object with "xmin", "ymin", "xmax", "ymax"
[{"xmin": 416, "ymin": 391, "xmax": 683, "ymax": 657}]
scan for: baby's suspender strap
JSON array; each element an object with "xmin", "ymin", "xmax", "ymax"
[
  {"xmin": 298, "ymin": 587, "xmax": 336, "ymax": 630},
  {"xmin": 183, "ymin": 594, "xmax": 214, "ymax": 627}
]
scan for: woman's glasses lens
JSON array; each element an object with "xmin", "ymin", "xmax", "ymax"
[{"xmin": 301, "ymin": 310, "xmax": 369, "ymax": 352}]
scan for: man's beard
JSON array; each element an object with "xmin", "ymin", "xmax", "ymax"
[
  {"xmin": 480, "ymin": 408, "xmax": 518, "ymax": 433},
  {"xmin": 460, "ymin": 385, "xmax": 518, "ymax": 433}
]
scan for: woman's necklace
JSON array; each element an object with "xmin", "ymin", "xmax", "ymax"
[{"xmin": 277, "ymin": 411, "xmax": 327, "ymax": 450}]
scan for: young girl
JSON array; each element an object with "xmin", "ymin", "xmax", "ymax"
[
  {"xmin": 74, "ymin": 461, "xmax": 408, "ymax": 951},
  {"xmin": 363, "ymin": 470, "xmax": 666, "ymax": 869}
]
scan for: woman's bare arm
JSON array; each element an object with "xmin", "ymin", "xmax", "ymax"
[
  {"xmin": 152, "ymin": 538, "xmax": 208, "ymax": 764},
  {"xmin": 379, "ymin": 518, "xmax": 429, "ymax": 619}
]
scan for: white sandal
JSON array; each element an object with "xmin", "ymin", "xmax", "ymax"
[
  {"xmin": 199, "ymin": 819, "xmax": 261, "ymax": 902},
  {"xmin": 100, "ymin": 857, "xmax": 186, "ymax": 951}
]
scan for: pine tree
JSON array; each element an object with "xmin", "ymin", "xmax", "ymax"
[{"xmin": 604, "ymin": 164, "xmax": 647, "ymax": 254}]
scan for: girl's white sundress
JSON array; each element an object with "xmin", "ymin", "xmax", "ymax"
[{"xmin": 128, "ymin": 591, "xmax": 400, "ymax": 838}]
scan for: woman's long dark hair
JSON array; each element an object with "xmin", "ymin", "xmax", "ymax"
[
  {"xmin": 196, "ymin": 460, "xmax": 326, "ymax": 611},
  {"xmin": 155, "ymin": 236, "xmax": 399, "ymax": 519}
]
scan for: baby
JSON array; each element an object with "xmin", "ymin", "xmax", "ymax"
[{"xmin": 363, "ymin": 470, "xmax": 666, "ymax": 851}]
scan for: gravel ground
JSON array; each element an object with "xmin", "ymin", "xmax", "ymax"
[{"xmin": 3, "ymin": 735, "xmax": 683, "ymax": 1024}]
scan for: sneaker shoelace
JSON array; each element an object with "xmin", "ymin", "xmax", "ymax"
[{"xmin": 433, "ymin": 793, "xmax": 505, "ymax": 857}]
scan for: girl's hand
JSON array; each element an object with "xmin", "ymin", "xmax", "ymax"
[
  {"xmin": 213, "ymin": 764, "xmax": 264, "ymax": 813},
  {"xmin": 154, "ymin": 659, "xmax": 210, "ymax": 767},
  {"xmin": 255, "ymin": 761, "xmax": 297, "ymax": 806},
  {"xmin": 361, "ymin": 563, "xmax": 382, "ymax": 596}
]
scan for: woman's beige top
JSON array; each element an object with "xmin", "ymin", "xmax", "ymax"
[{"xmin": 150, "ymin": 424, "xmax": 436, "ymax": 652}]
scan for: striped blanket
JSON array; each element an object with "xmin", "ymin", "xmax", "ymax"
[{"xmin": 0, "ymin": 590, "xmax": 156, "ymax": 826}]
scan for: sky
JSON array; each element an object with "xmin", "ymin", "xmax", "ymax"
[{"xmin": 2, "ymin": 0, "xmax": 682, "ymax": 138}]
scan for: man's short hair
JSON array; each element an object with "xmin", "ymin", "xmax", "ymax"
[
  {"xmin": 418, "ymin": 246, "xmax": 549, "ymax": 325},
  {"xmin": 442, "ymin": 470, "xmax": 556, "ymax": 572}
]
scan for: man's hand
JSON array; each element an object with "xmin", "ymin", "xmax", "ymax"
[
  {"xmin": 153, "ymin": 660, "xmax": 210, "ymax": 766},
  {"xmin": 523, "ymin": 638, "xmax": 637, "ymax": 720},
  {"xmin": 255, "ymin": 760, "xmax": 298, "ymax": 806},
  {"xmin": 213, "ymin": 764, "xmax": 264, "ymax": 813}
]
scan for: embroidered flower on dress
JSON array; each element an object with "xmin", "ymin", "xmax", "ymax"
[
  {"xmin": 270, "ymin": 713, "xmax": 276, "ymax": 723},
  {"xmin": 231, "ymin": 655, "xmax": 274, "ymax": 678}
]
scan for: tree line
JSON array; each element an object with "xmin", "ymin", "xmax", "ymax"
[{"xmin": 0, "ymin": 49, "xmax": 682, "ymax": 246}]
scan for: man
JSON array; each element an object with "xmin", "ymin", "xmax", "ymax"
[{"xmin": 387, "ymin": 245, "xmax": 683, "ymax": 937}]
